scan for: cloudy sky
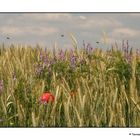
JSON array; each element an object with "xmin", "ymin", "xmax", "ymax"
[{"xmin": 0, "ymin": 13, "xmax": 140, "ymax": 49}]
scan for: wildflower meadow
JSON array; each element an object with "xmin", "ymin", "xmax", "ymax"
[{"xmin": 0, "ymin": 38, "xmax": 140, "ymax": 127}]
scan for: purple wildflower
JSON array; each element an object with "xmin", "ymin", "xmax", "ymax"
[
  {"xmin": 0, "ymin": 80, "xmax": 4, "ymax": 95},
  {"xmin": 70, "ymin": 54, "xmax": 77, "ymax": 69},
  {"xmin": 58, "ymin": 50, "xmax": 65, "ymax": 61},
  {"xmin": 39, "ymin": 50, "xmax": 49, "ymax": 66},
  {"xmin": 122, "ymin": 40, "xmax": 133, "ymax": 64},
  {"xmin": 44, "ymin": 54, "xmax": 49, "ymax": 66},
  {"xmin": 83, "ymin": 42, "xmax": 93, "ymax": 54},
  {"xmin": 35, "ymin": 64, "xmax": 43, "ymax": 76},
  {"xmin": 125, "ymin": 54, "xmax": 132, "ymax": 64},
  {"xmin": 45, "ymin": 48, "xmax": 47, "ymax": 53},
  {"xmin": 122, "ymin": 40, "xmax": 130, "ymax": 55}
]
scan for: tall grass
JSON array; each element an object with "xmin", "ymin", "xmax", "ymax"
[{"xmin": 0, "ymin": 41, "xmax": 140, "ymax": 127}]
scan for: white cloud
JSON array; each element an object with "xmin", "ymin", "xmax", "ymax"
[
  {"xmin": 99, "ymin": 27, "xmax": 140, "ymax": 45},
  {"xmin": 28, "ymin": 26, "xmax": 59, "ymax": 36},
  {"xmin": 22, "ymin": 13, "xmax": 72, "ymax": 21},
  {"xmin": 0, "ymin": 26, "xmax": 22, "ymax": 35},
  {"xmin": 79, "ymin": 16, "xmax": 87, "ymax": 20},
  {"xmin": 77, "ymin": 17, "xmax": 122, "ymax": 29},
  {"xmin": 112, "ymin": 27, "xmax": 140, "ymax": 37},
  {"xmin": 100, "ymin": 37, "xmax": 121, "ymax": 45},
  {"xmin": 0, "ymin": 26, "xmax": 59, "ymax": 36},
  {"xmin": 128, "ymin": 13, "xmax": 140, "ymax": 17}
]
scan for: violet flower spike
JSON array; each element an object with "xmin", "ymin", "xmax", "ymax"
[
  {"xmin": 0, "ymin": 80, "xmax": 4, "ymax": 95},
  {"xmin": 70, "ymin": 55, "xmax": 77, "ymax": 69},
  {"xmin": 35, "ymin": 64, "xmax": 43, "ymax": 76},
  {"xmin": 86, "ymin": 43, "xmax": 93, "ymax": 54},
  {"xmin": 58, "ymin": 50, "xmax": 65, "ymax": 60}
]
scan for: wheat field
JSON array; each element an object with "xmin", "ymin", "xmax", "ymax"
[{"xmin": 0, "ymin": 40, "xmax": 140, "ymax": 127}]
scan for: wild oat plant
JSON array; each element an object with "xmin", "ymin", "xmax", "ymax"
[{"xmin": 0, "ymin": 40, "xmax": 140, "ymax": 127}]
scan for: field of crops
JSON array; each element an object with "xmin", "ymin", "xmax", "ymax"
[{"xmin": 0, "ymin": 39, "xmax": 140, "ymax": 127}]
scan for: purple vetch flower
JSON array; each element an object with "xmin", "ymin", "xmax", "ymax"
[
  {"xmin": 123, "ymin": 41, "xmax": 129, "ymax": 54},
  {"xmin": 69, "ymin": 49, "xmax": 77, "ymax": 68},
  {"xmin": 45, "ymin": 48, "xmax": 47, "ymax": 53},
  {"xmin": 84, "ymin": 42, "xmax": 93, "ymax": 54},
  {"xmin": 44, "ymin": 58, "xmax": 48, "ymax": 66},
  {"xmin": 69, "ymin": 49, "xmax": 74, "ymax": 56},
  {"xmin": 39, "ymin": 65, "xmax": 43, "ymax": 74},
  {"xmin": 0, "ymin": 80, "xmax": 4, "ymax": 95},
  {"xmin": 122, "ymin": 40, "xmax": 131, "ymax": 55},
  {"xmin": 44, "ymin": 54, "xmax": 49, "ymax": 66},
  {"xmin": 35, "ymin": 64, "xmax": 43, "ymax": 76},
  {"xmin": 70, "ymin": 55, "xmax": 77, "ymax": 68},
  {"xmin": 58, "ymin": 50, "xmax": 65, "ymax": 60},
  {"xmin": 124, "ymin": 54, "xmax": 132, "ymax": 64},
  {"xmin": 39, "ymin": 50, "xmax": 49, "ymax": 64},
  {"xmin": 122, "ymin": 40, "xmax": 133, "ymax": 64}
]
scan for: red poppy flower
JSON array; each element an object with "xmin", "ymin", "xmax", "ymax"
[{"xmin": 40, "ymin": 92, "xmax": 55, "ymax": 104}]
